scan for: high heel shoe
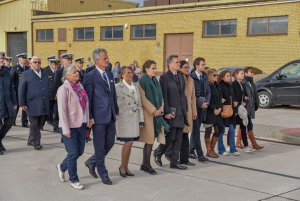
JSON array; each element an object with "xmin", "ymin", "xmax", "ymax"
[
  {"xmin": 140, "ymin": 165, "xmax": 157, "ymax": 175},
  {"xmin": 126, "ymin": 170, "xmax": 134, "ymax": 176},
  {"xmin": 119, "ymin": 167, "xmax": 127, "ymax": 177}
]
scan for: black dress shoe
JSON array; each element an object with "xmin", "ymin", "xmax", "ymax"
[
  {"xmin": 0, "ymin": 142, "xmax": 6, "ymax": 152},
  {"xmin": 101, "ymin": 176, "xmax": 112, "ymax": 185},
  {"xmin": 53, "ymin": 127, "xmax": 60, "ymax": 133},
  {"xmin": 198, "ymin": 155, "xmax": 209, "ymax": 162},
  {"xmin": 170, "ymin": 164, "xmax": 188, "ymax": 170},
  {"xmin": 189, "ymin": 153, "xmax": 198, "ymax": 159},
  {"xmin": 140, "ymin": 165, "xmax": 157, "ymax": 175},
  {"xmin": 0, "ymin": 149, "xmax": 4, "ymax": 155},
  {"xmin": 27, "ymin": 142, "xmax": 34, "ymax": 146},
  {"xmin": 180, "ymin": 161, "xmax": 196, "ymax": 166},
  {"xmin": 119, "ymin": 168, "xmax": 127, "ymax": 178},
  {"xmin": 153, "ymin": 152, "xmax": 162, "ymax": 166},
  {"xmin": 34, "ymin": 145, "xmax": 43, "ymax": 150},
  {"xmin": 84, "ymin": 161, "xmax": 98, "ymax": 178},
  {"xmin": 13, "ymin": 122, "xmax": 16, "ymax": 126},
  {"xmin": 126, "ymin": 171, "xmax": 134, "ymax": 177},
  {"xmin": 22, "ymin": 123, "xmax": 29, "ymax": 128}
]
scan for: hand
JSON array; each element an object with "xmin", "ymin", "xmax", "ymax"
[
  {"xmin": 115, "ymin": 115, "xmax": 118, "ymax": 121},
  {"xmin": 244, "ymin": 96, "xmax": 249, "ymax": 101},
  {"xmin": 89, "ymin": 119, "xmax": 95, "ymax": 128},
  {"xmin": 63, "ymin": 132, "xmax": 71, "ymax": 138},
  {"xmin": 152, "ymin": 110, "xmax": 161, "ymax": 117},
  {"xmin": 192, "ymin": 115, "xmax": 197, "ymax": 120},
  {"xmin": 201, "ymin": 103, "xmax": 208, "ymax": 109},
  {"xmin": 13, "ymin": 105, "xmax": 17, "ymax": 110},
  {"xmin": 234, "ymin": 101, "xmax": 239, "ymax": 107},
  {"xmin": 20, "ymin": 106, "xmax": 28, "ymax": 111},
  {"xmin": 222, "ymin": 98, "xmax": 226, "ymax": 103},
  {"xmin": 164, "ymin": 114, "xmax": 173, "ymax": 120}
]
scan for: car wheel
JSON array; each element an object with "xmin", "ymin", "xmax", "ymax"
[{"xmin": 258, "ymin": 91, "xmax": 272, "ymax": 108}]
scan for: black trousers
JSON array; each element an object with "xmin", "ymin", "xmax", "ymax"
[
  {"xmin": 0, "ymin": 117, "xmax": 14, "ymax": 142},
  {"xmin": 28, "ymin": 116, "xmax": 45, "ymax": 146},
  {"xmin": 180, "ymin": 133, "xmax": 189, "ymax": 163},
  {"xmin": 14, "ymin": 107, "xmax": 28, "ymax": 126},
  {"xmin": 42, "ymin": 100, "xmax": 58, "ymax": 129}
]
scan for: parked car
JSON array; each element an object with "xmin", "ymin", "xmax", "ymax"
[{"xmin": 255, "ymin": 60, "xmax": 300, "ymax": 108}]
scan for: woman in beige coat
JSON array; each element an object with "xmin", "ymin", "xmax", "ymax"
[
  {"xmin": 179, "ymin": 60, "xmax": 197, "ymax": 166},
  {"xmin": 138, "ymin": 60, "xmax": 167, "ymax": 175},
  {"xmin": 116, "ymin": 67, "xmax": 144, "ymax": 177}
]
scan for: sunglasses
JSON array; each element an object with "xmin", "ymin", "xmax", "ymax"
[
  {"xmin": 213, "ymin": 74, "xmax": 218, "ymax": 77},
  {"xmin": 33, "ymin": 61, "xmax": 41, "ymax": 64}
]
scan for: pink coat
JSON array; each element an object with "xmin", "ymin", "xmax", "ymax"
[{"xmin": 57, "ymin": 81, "xmax": 89, "ymax": 134}]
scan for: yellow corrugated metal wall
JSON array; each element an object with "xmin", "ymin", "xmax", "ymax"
[
  {"xmin": 0, "ymin": 0, "xmax": 32, "ymax": 54},
  {"xmin": 47, "ymin": 0, "xmax": 137, "ymax": 13}
]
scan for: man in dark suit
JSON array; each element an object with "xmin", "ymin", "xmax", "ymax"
[
  {"xmin": 159, "ymin": 55, "xmax": 188, "ymax": 170},
  {"xmin": 18, "ymin": 56, "xmax": 49, "ymax": 150},
  {"xmin": 189, "ymin": 57, "xmax": 211, "ymax": 162},
  {"xmin": 83, "ymin": 48, "xmax": 119, "ymax": 185},
  {"xmin": 43, "ymin": 58, "xmax": 60, "ymax": 132},
  {"xmin": 74, "ymin": 57, "xmax": 85, "ymax": 83},
  {"xmin": 0, "ymin": 52, "xmax": 17, "ymax": 155},
  {"xmin": 10, "ymin": 53, "xmax": 30, "ymax": 127}
]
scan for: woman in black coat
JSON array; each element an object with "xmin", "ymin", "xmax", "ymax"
[
  {"xmin": 217, "ymin": 70, "xmax": 240, "ymax": 156},
  {"xmin": 203, "ymin": 69, "xmax": 223, "ymax": 158},
  {"xmin": 232, "ymin": 69, "xmax": 255, "ymax": 153}
]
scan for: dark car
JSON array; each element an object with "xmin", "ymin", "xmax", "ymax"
[{"xmin": 255, "ymin": 60, "xmax": 300, "ymax": 108}]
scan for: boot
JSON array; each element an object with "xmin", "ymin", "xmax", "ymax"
[
  {"xmin": 210, "ymin": 137, "xmax": 219, "ymax": 158},
  {"xmin": 205, "ymin": 138, "xmax": 212, "ymax": 158},
  {"xmin": 235, "ymin": 129, "xmax": 244, "ymax": 149},
  {"xmin": 248, "ymin": 131, "xmax": 264, "ymax": 150}
]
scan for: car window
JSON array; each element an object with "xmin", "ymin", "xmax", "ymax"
[{"xmin": 280, "ymin": 62, "xmax": 300, "ymax": 79}]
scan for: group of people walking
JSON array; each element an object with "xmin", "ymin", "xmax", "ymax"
[{"xmin": 0, "ymin": 48, "xmax": 264, "ymax": 190}]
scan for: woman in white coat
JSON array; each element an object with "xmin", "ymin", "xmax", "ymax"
[{"xmin": 116, "ymin": 66, "xmax": 144, "ymax": 177}]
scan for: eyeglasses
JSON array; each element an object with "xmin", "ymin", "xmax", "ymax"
[
  {"xmin": 33, "ymin": 61, "xmax": 41, "ymax": 64},
  {"xmin": 213, "ymin": 74, "xmax": 218, "ymax": 77}
]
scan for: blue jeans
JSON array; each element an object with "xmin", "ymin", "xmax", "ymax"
[
  {"xmin": 60, "ymin": 123, "xmax": 86, "ymax": 183},
  {"xmin": 218, "ymin": 124, "xmax": 237, "ymax": 154}
]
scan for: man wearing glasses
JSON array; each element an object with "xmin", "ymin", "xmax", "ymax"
[{"xmin": 18, "ymin": 56, "xmax": 49, "ymax": 150}]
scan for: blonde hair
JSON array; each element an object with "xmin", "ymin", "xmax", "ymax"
[{"xmin": 206, "ymin": 68, "xmax": 217, "ymax": 83}]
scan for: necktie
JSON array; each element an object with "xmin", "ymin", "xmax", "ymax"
[
  {"xmin": 174, "ymin": 73, "xmax": 179, "ymax": 82},
  {"xmin": 199, "ymin": 74, "xmax": 203, "ymax": 81},
  {"xmin": 102, "ymin": 72, "xmax": 110, "ymax": 89}
]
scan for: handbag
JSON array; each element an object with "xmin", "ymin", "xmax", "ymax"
[{"xmin": 221, "ymin": 97, "xmax": 233, "ymax": 118}]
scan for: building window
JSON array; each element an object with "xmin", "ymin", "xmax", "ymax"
[
  {"xmin": 36, "ymin": 29, "xmax": 54, "ymax": 41},
  {"xmin": 74, "ymin": 27, "xmax": 94, "ymax": 41},
  {"xmin": 101, "ymin": 26, "xmax": 123, "ymax": 40},
  {"xmin": 203, "ymin": 19, "xmax": 237, "ymax": 37},
  {"xmin": 248, "ymin": 16, "xmax": 288, "ymax": 36},
  {"xmin": 131, "ymin": 24, "xmax": 156, "ymax": 39},
  {"xmin": 58, "ymin": 28, "xmax": 66, "ymax": 42}
]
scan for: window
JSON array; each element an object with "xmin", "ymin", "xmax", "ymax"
[
  {"xmin": 203, "ymin": 20, "xmax": 237, "ymax": 37},
  {"xmin": 280, "ymin": 62, "xmax": 300, "ymax": 79},
  {"xmin": 58, "ymin": 28, "xmax": 66, "ymax": 42},
  {"xmin": 248, "ymin": 16, "xmax": 288, "ymax": 36},
  {"xmin": 131, "ymin": 24, "xmax": 156, "ymax": 39},
  {"xmin": 101, "ymin": 26, "xmax": 123, "ymax": 40},
  {"xmin": 36, "ymin": 29, "xmax": 53, "ymax": 41},
  {"xmin": 74, "ymin": 27, "xmax": 94, "ymax": 41}
]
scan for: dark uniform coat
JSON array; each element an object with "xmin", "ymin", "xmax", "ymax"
[
  {"xmin": 43, "ymin": 66, "xmax": 56, "ymax": 100},
  {"xmin": 10, "ymin": 64, "xmax": 30, "ymax": 102},
  {"xmin": 18, "ymin": 69, "xmax": 49, "ymax": 117},
  {"xmin": 0, "ymin": 67, "xmax": 17, "ymax": 118}
]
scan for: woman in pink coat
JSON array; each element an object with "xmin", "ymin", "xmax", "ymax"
[{"xmin": 56, "ymin": 64, "xmax": 93, "ymax": 190}]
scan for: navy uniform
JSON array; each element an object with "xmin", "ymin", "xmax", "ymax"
[
  {"xmin": 43, "ymin": 58, "xmax": 60, "ymax": 132},
  {"xmin": 75, "ymin": 57, "xmax": 85, "ymax": 83},
  {"xmin": 0, "ymin": 52, "xmax": 17, "ymax": 155},
  {"xmin": 4, "ymin": 56, "xmax": 12, "ymax": 70},
  {"xmin": 54, "ymin": 53, "xmax": 73, "ymax": 92},
  {"xmin": 10, "ymin": 53, "xmax": 29, "ymax": 127}
]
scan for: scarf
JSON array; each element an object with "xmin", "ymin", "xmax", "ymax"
[
  {"xmin": 139, "ymin": 74, "xmax": 169, "ymax": 136},
  {"xmin": 69, "ymin": 81, "xmax": 87, "ymax": 111}
]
